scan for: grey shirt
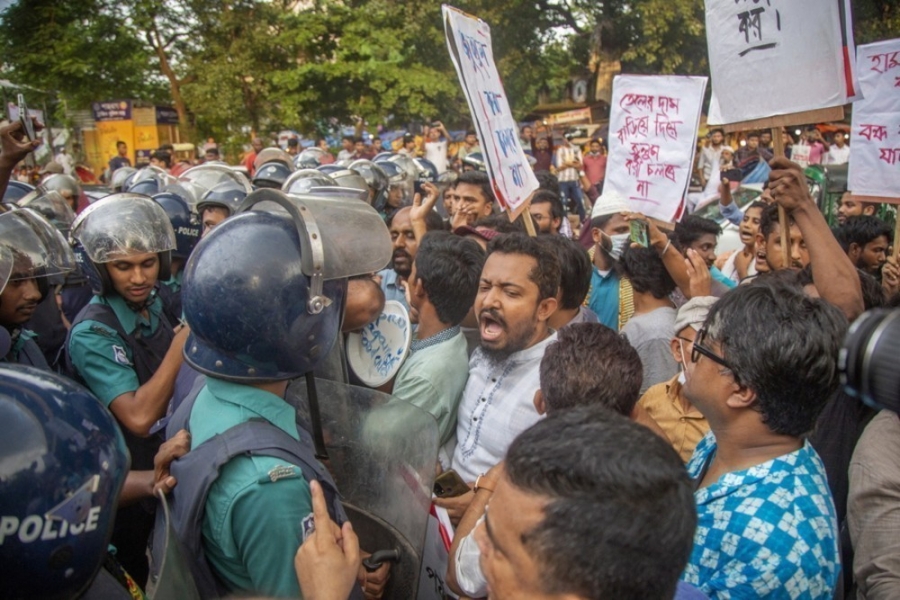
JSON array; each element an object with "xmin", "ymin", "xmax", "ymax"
[{"xmin": 621, "ymin": 307, "xmax": 678, "ymax": 395}]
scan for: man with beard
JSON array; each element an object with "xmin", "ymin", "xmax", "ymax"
[
  {"xmin": 377, "ymin": 206, "xmax": 443, "ymax": 308},
  {"xmin": 835, "ymin": 215, "xmax": 892, "ymax": 277},
  {"xmin": 756, "ymin": 203, "xmax": 809, "ymax": 271},
  {"xmin": 436, "ymin": 233, "xmax": 559, "ymax": 523}
]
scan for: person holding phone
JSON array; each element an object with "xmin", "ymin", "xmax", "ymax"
[{"xmin": 424, "ymin": 120, "xmax": 450, "ymax": 175}]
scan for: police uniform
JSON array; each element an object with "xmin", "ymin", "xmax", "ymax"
[
  {"xmin": 4, "ymin": 328, "xmax": 49, "ymax": 368},
  {"xmin": 67, "ymin": 291, "xmax": 175, "ymax": 588},
  {"xmin": 186, "ymin": 378, "xmax": 313, "ymax": 597}
]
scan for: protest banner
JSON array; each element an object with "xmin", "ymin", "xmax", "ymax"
[
  {"xmin": 443, "ymin": 5, "xmax": 539, "ymax": 227},
  {"xmin": 704, "ymin": 0, "xmax": 859, "ymax": 263},
  {"xmin": 705, "ymin": 0, "xmax": 859, "ymax": 125},
  {"xmin": 604, "ymin": 75, "xmax": 707, "ymax": 224},
  {"xmin": 848, "ymin": 39, "xmax": 900, "ymax": 204}
]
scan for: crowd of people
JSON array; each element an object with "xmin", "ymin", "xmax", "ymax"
[{"xmin": 0, "ymin": 103, "xmax": 898, "ymax": 600}]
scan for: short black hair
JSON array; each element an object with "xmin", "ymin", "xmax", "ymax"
[
  {"xmin": 540, "ymin": 236, "xmax": 591, "ymax": 309},
  {"xmin": 709, "ymin": 128, "xmax": 725, "ymax": 136},
  {"xmin": 834, "ymin": 215, "xmax": 893, "ymax": 252},
  {"xmin": 486, "ymin": 233, "xmax": 560, "ymax": 301},
  {"xmin": 204, "ymin": 147, "xmax": 220, "ymax": 158},
  {"xmin": 617, "ymin": 246, "xmax": 676, "ymax": 299},
  {"xmin": 759, "ymin": 203, "xmax": 797, "ymax": 239},
  {"xmin": 747, "ymin": 131, "xmax": 761, "ymax": 139},
  {"xmin": 116, "ymin": 140, "xmax": 126, "ymax": 148},
  {"xmin": 705, "ymin": 277, "xmax": 848, "ymax": 436},
  {"xmin": 858, "ymin": 269, "xmax": 886, "ymax": 310},
  {"xmin": 474, "ymin": 213, "xmax": 529, "ymax": 234},
  {"xmin": 287, "ymin": 138, "xmax": 299, "ymax": 148},
  {"xmin": 531, "ymin": 189, "xmax": 564, "ymax": 225},
  {"xmin": 505, "ymin": 406, "xmax": 696, "ymax": 600},
  {"xmin": 457, "ymin": 170, "xmax": 495, "ymax": 205},
  {"xmin": 414, "ymin": 232, "xmax": 485, "ymax": 325},
  {"xmin": 342, "ymin": 135, "xmax": 354, "ymax": 142},
  {"xmin": 673, "ymin": 215, "xmax": 721, "ymax": 250},
  {"xmin": 385, "ymin": 207, "xmax": 443, "ymax": 232},
  {"xmin": 534, "ymin": 170, "xmax": 560, "ymax": 197},
  {"xmin": 151, "ymin": 150, "xmax": 171, "ymax": 168},
  {"xmin": 540, "ymin": 323, "xmax": 642, "ymax": 415},
  {"xmin": 465, "ymin": 129, "xmax": 476, "ymax": 136}
]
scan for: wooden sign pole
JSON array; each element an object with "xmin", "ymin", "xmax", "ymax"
[
  {"xmin": 520, "ymin": 201, "xmax": 537, "ymax": 237},
  {"xmin": 721, "ymin": 106, "xmax": 845, "ymax": 269}
]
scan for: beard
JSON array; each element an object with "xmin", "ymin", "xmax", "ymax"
[
  {"xmin": 391, "ymin": 249, "xmax": 412, "ymax": 278},
  {"xmin": 478, "ymin": 307, "xmax": 538, "ymax": 366}
]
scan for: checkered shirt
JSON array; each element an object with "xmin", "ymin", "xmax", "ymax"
[{"xmin": 681, "ymin": 432, "xmax": 840, "ymax": 599}]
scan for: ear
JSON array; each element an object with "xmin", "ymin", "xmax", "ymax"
[
  {"xmin": 591, "ymin": 227, "xmax": 602, "ymax": 245},
  {"xmin": 670, "ymin": 337, "xmax": 683, "ymax": 364},
  {"xmin": 863, "ymin": 205, "xmax": 876, "ymax": 217},
  {"xmin": 552, "ymin": 217, "xmax": 562, "ymax": 232},
  {"xmin": 755, "ymin": 232, "xmax": 766, "ymax": 251},
  {"xmin": 535, "ymin": 296, "xmax": 559, "ymax": 323},
  {"xmin": 533, "ymin": 389, "xmax": 547, "ymax": 415},
  {"xmin": 848, "ymin": 242, "xmax": 862, "ymax": 262},
  {"xmin": 412, "ymin": 277, "xmax": 427, "ymax": 300},
  {"xmin": 724, "ymin": 381, "xmax": 757, "ymax": 410}
]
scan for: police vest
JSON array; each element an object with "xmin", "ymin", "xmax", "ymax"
[
  {"xmin": 65, "ymin": 299, "xmax": 175, "ymax": 587},
  {"xmin": 151, "ymin": 382, "xmax": 350, "ymax": 599},
  {"xmin": 8, "ymin": 335, "xmax": 49, "ymax": 369}
]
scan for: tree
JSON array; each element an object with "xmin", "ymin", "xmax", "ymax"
[{"xmin": 0, "ymin": 0, "xmax": 165, "ymax": 110}]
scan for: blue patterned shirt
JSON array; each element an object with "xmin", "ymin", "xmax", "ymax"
[{"xmin": 682, "ymin": 432, "xmax": 840, "ymax": 599}]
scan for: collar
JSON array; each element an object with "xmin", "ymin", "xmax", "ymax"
[
  {"xmin": 9, "ymin": 328, "xmax": 37, "ymax": 355},
  {"xmin": 411, "ymin": 325, "xmax": 460, "ymax": 353},
  {"xmin": 205, "ymin": 377, "xmax": 299, "ymax": 440},
  {"xmin": 95, "ymin": 291, "xmax": 162, "ymax": 335},
  {"xmin": 478, "ymin": 330, "xmax": 557, "ymax": 366}
]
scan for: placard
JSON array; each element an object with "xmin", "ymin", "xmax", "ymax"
[
  {"xmin": 604, "ymin": 75, "xmax": 708, "ymax": 223},
  {"xmin": 848, "ymin": 39, "xmax": 900, "ymax": 202},
  {"xmin": 443, "ymin": 5, "xmax": 539, "ymax": 215},
  {"xmin": 705, "ymin": 0, "xmax": 859, "ymax": 125}
]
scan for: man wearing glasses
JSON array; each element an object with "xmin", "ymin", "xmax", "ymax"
[{"xmin": 679, "ymin": 278, "xmax": 847, "ymax": 599}]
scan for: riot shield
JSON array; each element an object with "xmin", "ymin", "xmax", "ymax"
[
  {"xmin": 286, "ymin": 378, "xmax": 439, "ymax": 600},
  {"xmin": 146, "ymin": 490, "xmax": 201, "ymax": 600}
]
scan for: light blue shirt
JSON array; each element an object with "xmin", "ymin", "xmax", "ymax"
[
  {"xmin": 586, "ymin": 267, "xmax": 620, "ymax": 331},
  {"xmin": 377, "ymin": 268, "xmax": 409, "ymax": 310}
]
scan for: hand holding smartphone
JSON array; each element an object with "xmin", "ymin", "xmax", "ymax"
[{"xmin": 17, "ymin": 94, "xmax": 35, "ymax": 142}]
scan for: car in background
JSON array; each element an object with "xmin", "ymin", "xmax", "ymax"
[{"xmin": 690, "ymin": 184, "xmax": 764, "ymax": 253}]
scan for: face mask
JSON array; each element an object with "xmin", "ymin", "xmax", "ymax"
[
  {"xmin": 603, "ymin": 232, "xmax": 631, "ymax": 261},
  {"xmin": 677, "ymin": 338, "xmax": 693, "ymax": 385}
]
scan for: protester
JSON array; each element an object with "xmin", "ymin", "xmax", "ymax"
[
  {"xmin": 377, "ymin": 205, "xmax": 443, "ymax": 308},
  {"xmin": 241, "ymin": 137, "xmax": 264, "ymax": 175},
  {"xmin": 424, "ymin": 121, "xmax": 450, "ymax": 175},
  {"xmin": 531, "ymin": 135, "xmax": 553, "ymax": 172},
  {"xmin": 637, "ymin": 296, "xmax": 714, "ymax": 463},
  {"xmin": 436, "ymin": 233, "xmax": 559, "ymax": 523},
  {"xmin": 392, "ymin": 232, "xmax": 484, "ymax": 444},
  {"xmin": 540, "ymin": 235, "xmax": 598, "ymax": 329},
  {"xmin": 823, "ymin": 131, "xmax": 850, "ymax": 165},
  {"xmin": 618, "ymin": 246, "xmax": 678, "ymax": 394},
  {"xmin": 835, "ymin": 215, "xmax": 892, "ymax": 276},
  {"xmin": 719, "ymin": 200, "xmax": 765, "ymax": 284},
  {"xmin": 582, "ymin": 138, "xmax": 607, "ymax": 194},
  {"xmin": 674, "ymin": 215, "xmax": 735, "ymax": 290},
  {"xmin": 528, "ymin": 188, "xmax": 564, "ymax": 235},
  {"xmin": 337, "ymin": 135, "xmax": 355, "ymax": 162},
  {"xmin": 554, "ymin": 132, "xmax": 586, "ymax": 222},
  {"xmin": 584, "ymin": 190, "xmax": 632, "ymax": 330},
  {"xmin": 680, "ymin": 278, "xmax": 846, "ymax": 598},
  {"xmin": 697, "ymin": 128, "xmax": 726, "ymax": 188},
  {"xmin": 450, "ymin": 170, "xmax": 495, "ymax": 229},
  {"xmin": 837, "ymin": 191, "xmax": 879, "ymax": 225}
]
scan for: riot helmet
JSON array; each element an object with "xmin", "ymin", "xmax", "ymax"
[
  {"xmin": 2, "ymin": 180, "xmax": 35, "ymax": 204},
  {"xmin": 69, "ymin": 193, "xmax": 176, "ymax": 295},
  {"xmin": 296, "ymin": 147, "xmax": 328, "ymax": 169},
  {"xmin": 40, "ymin": 174, "xmax": 82, "ymax": 211},
  {"xmin": 349, "ymin": 160, "xmax": 388, "ymax": 207},
  {"xmin": 109, "ymin": 166, "xmax": 137, "ymax": 192},
  {"xmin": 179, "ymin": 164, "xmax": 253, "ymax": 197},
  {"xmin": 327, "ymin": 168, "xmax": 369, "ymax": 202},
  {"xmin": 125, "ymin": 166, "xmax": 173, "ymax": 196},
  {"xmin": 196, "ymin": 180, "xmax": 248, "ymax": 217},
  {"xmin": 316, "ymin": 163, "xmax": 343, "ymax": 176},
  {"xmin": 15, "ymin": 188, "xmax": 76, "ymax": 236},
  {"xmin": 152, "ymin": 192, "xmax": 201, "ymax": 259},
  {"xmin": 374, "ymin": 160, "xmax": 409, "ymax": 210},
  {"xmin": 0, "ymin": 208, "xmax": 76, "ymax": 301},
  {"xmin": 462, "ymin": 151, "xmax": 486, "ymax": 172},
  {"xmin": 282, "ymin": 169, "xmax": 337, "ymax": 196},
  {"xmin": 182, "ymin": 189, "xmax": 391, "ymax": 382},
  {"xmin": 372, "ymin": 151, "xmax": 393, "ymax": 162},
  {"xmin": 0, "ymin": 364, "xmax": 129, "ymax": 600},
  {"xmin": 254, "ymin": 147, "xmax": 294, "ymax": 172},
  {"xmin": 252, "ymin": 162, "xmax": 292, "ymax": 189}
]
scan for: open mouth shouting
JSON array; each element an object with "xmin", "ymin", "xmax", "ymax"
[{"xmin": 479, "ymin": 309, "xmax": 506, "ymax": 346}]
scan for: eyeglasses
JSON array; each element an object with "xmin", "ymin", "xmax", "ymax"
[{"xmin": 691, "ymin": 328, "xmax": 736, "ymax": 375}]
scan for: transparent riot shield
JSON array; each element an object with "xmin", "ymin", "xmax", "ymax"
[
  {"xmin": 146, "ymin": 490, "xmax": 201, "ymax": 600},
  {"xmin": 285, "ymin": 378, "xmax": 439, "ymax": 600}
]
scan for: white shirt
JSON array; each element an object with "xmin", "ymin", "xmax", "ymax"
[
  {"xmin": 447, "ymin": 332, "xmax": 556, "ymax": 482},
  {"xmin": 824, "ymin": 144, "xmax": 850, "ymax": 165},
  {"xmin": 424, "ymin": 139, "xmax": 449, "ymax": 174},
  {"xmin": 554, "ymin": 145, "xmax": 582, "ymax": 182},
  {"xmin": 55, "ymin": 152, "xmax": 73, "ymax": 175}
]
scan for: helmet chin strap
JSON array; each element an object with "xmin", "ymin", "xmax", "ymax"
[{"xmin": 123, "ymin": 288, "xmax": 156, "ymax": 314}]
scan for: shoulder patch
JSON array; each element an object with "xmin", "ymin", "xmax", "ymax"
[
  {"xmin": 112, "ymin": 345, "xmax": 131, "ymax": 366},
  {"xmin": 258, "ymin": 464, "xmax": 302, "ymax": 484}
]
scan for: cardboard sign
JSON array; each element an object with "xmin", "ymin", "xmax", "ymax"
[
  {"xmin": 443, "ymin": 5, "xmax": 539, "ymax": 215},
  {"xmin": 705, "ymin": 0, "xmax": 859, "ymax": 125},
  {"xmin": 848, "ymin": 38, "xmax": 900, "ymax": 202},
  {"xmin": 604, "ymin": 75, "xmax": 708, "ymax": 223}
]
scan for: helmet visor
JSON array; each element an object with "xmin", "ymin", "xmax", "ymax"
[
  {"xmin": 70, "ymin": 194, "xmax": 176, "ymax": 263},
  {"xmin": 0, "ymin": 209, "xmax": 77, "ymax": 279}
]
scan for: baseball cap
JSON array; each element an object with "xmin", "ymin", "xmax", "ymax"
[
  {"xmin": 590, "ymin": 190, "xmax": 629, "ymax": 220},
  {"xmin": 673, "ymin": 296, "xmax": 718, "ymax": 336}
]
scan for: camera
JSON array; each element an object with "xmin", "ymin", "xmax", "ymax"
[{"xmin": 839, "ymin": 309, "xmax": 900, "ymax": 412}]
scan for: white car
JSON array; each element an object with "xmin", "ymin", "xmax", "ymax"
[{"xmin": 690, "ymin": 184, "xmax": 764, "ymax": 253}]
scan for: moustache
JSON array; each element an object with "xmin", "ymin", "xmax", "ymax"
[
  {"xmin": 479, "ymin": 308, "xmax": 506, "ymax": 328},
  {"xmin": 392, "ymin": 249, "xmax": 411, "ymax": 262}
]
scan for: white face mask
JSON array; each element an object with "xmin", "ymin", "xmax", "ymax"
[
  {"xmin": 602, "ymin": 232, "xmax": 631, "ymax": 261},
  {"xmin": 677, "ymin": 338, "xmax": 694, "ymax": 385}
]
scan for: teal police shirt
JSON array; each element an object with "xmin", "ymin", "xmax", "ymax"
[
  {"xmin": 188, "ymin": 377, "xmax": 314, "ymax": 599},
  {"xmin": 68, "ymin": 294, "xmax": 164, "ymax": 406}
]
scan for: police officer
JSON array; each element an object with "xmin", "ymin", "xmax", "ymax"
[
  {"xmin": 152, "ymin": 190, "xmax": 201, "ymax": 317},
  {"xmin": 0, "ymin": 208, "xmax": 76, "ymax": 367},
  {"xmin": 0, "ymin": 364, "xmax": 134, "ymax": 599},
  {"xmin": 164, "ymin": 189, "xmax": 390, "ymax": 599},
  {"xmin": 66, "ymin": 193, "xmax": 191, "ymax": 586}
]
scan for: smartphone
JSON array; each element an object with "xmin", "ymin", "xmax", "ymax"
[
  {"xmin": 629, "ymin": 219, "xmax": 650, "ymax": 248},
  {"xmin": 17, "ymin": 94, "xmax": 35, "ymax": 141},
  {"xmin": 433, "ymin": 469, "xmax": 470, "ymax": 498}
]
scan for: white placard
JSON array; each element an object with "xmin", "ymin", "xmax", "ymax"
[
  {"xmin": 848, "ymin": 39, "xmax": 900, "ymax": 201},
  {"xmin": 604, "ymin": 75, "xmax": 708, "ymax": 223},
  {"xmin": 443, "ymin": 5, "xmax": 539, "ymax": 214},
  {"xmin": 705, "ymin": 0, "xmax": 859, "ymax": 125}
]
